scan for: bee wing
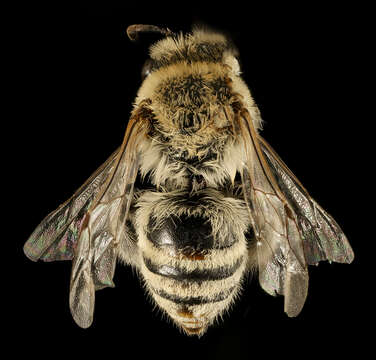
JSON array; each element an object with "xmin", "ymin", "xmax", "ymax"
[
  {"xmin": 238, "ymin": 110, "xmax": 334, "ymax": 317},
  {"xmin": 258, "ymin": 136, "xmax": 354, "ymax": 266},
  {"xmin": 68, "ymin": 116, "xmax": 148, "ymax": 328},
  {"xmin": 24, "ymin": 148, "xmax": 120, "ymax": 262},
  {"xmin": 24, "ymin": 109, "xmax": 148, "ymax": 328}
]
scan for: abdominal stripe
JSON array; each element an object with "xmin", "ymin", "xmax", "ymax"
[
  {"xmin": 151, "ymin": 286, "xmax": 236, "ymax": 306},
  {"xmin": 143, "ymin": 257, "xmax": 243, "ymax": 281}
]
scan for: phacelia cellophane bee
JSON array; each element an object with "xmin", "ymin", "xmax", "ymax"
[{"xmin": 24, "ymin": 24, "xmax": 354, "ymax": 336}]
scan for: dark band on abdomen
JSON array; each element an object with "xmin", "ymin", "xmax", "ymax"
[
  {"xmin": 151, "ymin": 286, "xmax": 236, "ymax": 305},
  {"xmin": 144, "ymin": 257, "xmax": 243, "ymax": 281},
  {"xmin": 148, "ymin": 214, "xmax": 237, "ymax": 253}
]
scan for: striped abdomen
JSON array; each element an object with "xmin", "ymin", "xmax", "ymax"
[{"xmin": 139, "ymin": 212, "xmax": 248, "ymax": 336}]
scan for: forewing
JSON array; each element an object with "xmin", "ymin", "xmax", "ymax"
[
  {"xmin": 69, "ymin": 116, "xmax": 148, "ymax": 328},
  {"xmin": 23, "ymin": 148, "xmax": 120, "ymax": 262},
  {"xmin": 237, "ymin": 110, "xmax": 309, "ymax": 317},
  {"xmin": 258, "ymin": 136, "xmax": 354, "ymax": 265}
]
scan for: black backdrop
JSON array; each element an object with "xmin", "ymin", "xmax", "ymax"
[{"xmin": 14, "ymin": 1, "xmax": 367, "ymax": 358}]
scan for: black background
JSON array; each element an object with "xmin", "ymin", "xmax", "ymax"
[{"xmin": 13, "ymin": 1, "xmax": 368, "ymax": 358}]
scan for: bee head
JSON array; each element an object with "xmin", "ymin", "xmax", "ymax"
[{"xmin": 127, "ymin": 24, "xmax": 240, "ymax": 78}]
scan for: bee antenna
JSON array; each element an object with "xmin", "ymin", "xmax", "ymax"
[{"xmin": 126, "ymin": 24, "xmax": 174, "ymax": 41}]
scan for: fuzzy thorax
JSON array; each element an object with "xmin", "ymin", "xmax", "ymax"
[
  {"xmin": 135, "ymin": 61, "xmax": 262, "ymax": 135},
  {"xmin": 134, "ymin": 60, "xmax": 261, "ymax": 189}
]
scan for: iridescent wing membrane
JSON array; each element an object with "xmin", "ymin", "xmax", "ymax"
[
  {"xmin": 237, "ymin": 110, "xmax": 354, "ymax": 316},
  {"xmin": 24, "ymin": 115, "xmax": 148, "ymax": 328},
  {"xmin": 23, "ymin": 148, "xmax": 120, "ymax": 262}
]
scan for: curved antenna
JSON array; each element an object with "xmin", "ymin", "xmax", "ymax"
[{"xmin": 126, "ymin": 24, "xmax": 173, "ymax": 41}]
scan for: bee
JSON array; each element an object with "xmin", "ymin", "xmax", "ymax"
[{"xmin": 24, "ymin": 24, "xmax": 354, "ymax": 336}]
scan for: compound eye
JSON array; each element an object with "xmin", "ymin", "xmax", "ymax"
[{"xmin": 141, "ymin": 59, "xmax": 153, "ymax": 80}]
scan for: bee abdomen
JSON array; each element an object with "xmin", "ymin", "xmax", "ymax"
[{"xmin": 135, "ymin": 190, "xmax": 250, "ymax": 335}]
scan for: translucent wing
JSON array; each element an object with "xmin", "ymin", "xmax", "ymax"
[
  {"xmin": 24, "ymin": 104, "xmax": 150, "ymax": 328},
  {"xmin": 258, "ymin": 136, "xmax": 354, "ymax": 266},
  {"xmin": 69, "ymin": 114, "xmax": 148, "ymax": 328},
  {"xmin": 23, "ymin": 148, "xmax": 120, "ymax": 262},
  {"xmin": 236, "ymin": 107, "xmax": 353, "ymax": 317}
]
